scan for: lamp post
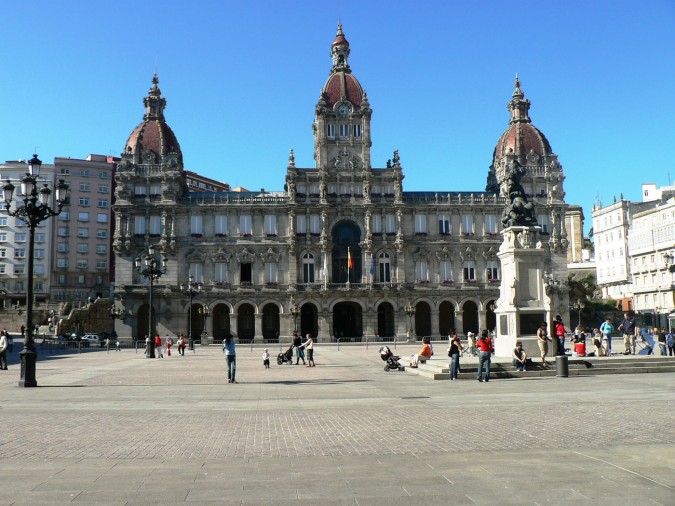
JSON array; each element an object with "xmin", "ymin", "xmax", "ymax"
[
  {"xmin": 289, "ymin": 303, "xmax": 300, "ymax": 334},
  {"xmin": 198, "ymin": 304, "xmax": 210, "ymax": 338},
  {"xmin": 134, "ymin": 245, "xmax": 167, "ymax": 358},
  {"xmin": 180, "ymin": 274, "xmax": 200, "ymax": 350},
  {"xmin": 570, "ymin": 300, "xmax": 585, "ymax": 329},
  {"xmin": 404, "ymin": 301, "xmax": 416, "ymax": 338},
  {"xmin": 3, "ymin": 154, "xmax": 69, "ymax": 387}
]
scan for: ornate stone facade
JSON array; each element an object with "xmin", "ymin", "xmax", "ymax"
[{"xmin": 112, "ymin": 25, "xmax": 570, "ymax": 343}]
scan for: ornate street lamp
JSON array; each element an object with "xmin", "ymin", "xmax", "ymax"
[
  {"xmin": 3, "ymin": 154, "xmax": 69, "ymax": 387},
  {"xmin": 109, "ymin": 305, "xmax": 125, "ymax": 334},
  {"xmin": 198, "ymin": 304, "xmax": 210, "ymax": 338},
  {"xmin": 404, "ymin": 301, "xmax": 416, "ymax": 338},
  {"xmin": 289, "ymin": 303, "xmax": 300, "ymax": 334},
  {"xmin": 570, "ymin": 300, "xmax": 585, "ymax": 329},
  {"xmin": 180, "ymin": 274, "xmax": 200, "ymax": 350},
  {"xmin": 134, "ymin": 245, "xmax": 167, "ymax": 358}
]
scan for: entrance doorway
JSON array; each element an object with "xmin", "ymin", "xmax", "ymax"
[
  {"xmin": 300, "ymin": 303, "xmax": 318, "ymax": 338},
  {"xmin": 332, "ymin": 301, "xmax": 362, "ymax": 339},
  {"xmin": 439, "ymin": 301, "xmax": 455, "ymax": 336},
  {"xmin": 462, "ymin": 300, "xmax": 479, "ymax": 335},
  {"xmin": 237, "ymin": 304, "xmax": 255, "ymax": 341},
  {"xmin": 377, "ymin": 302, "xmax": 395, "ymax": 338},
  {"xmin": 331, "ymin": 221, "xmax": 361, "ymax": 283},
  {"xmin": 262, "ymin": 303, "xmax": 280, "ymax": 341}
]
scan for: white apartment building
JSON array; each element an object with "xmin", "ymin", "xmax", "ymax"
[
  {"xmin": 0, "ymin": 159, "xmax": 55, "ymax": 308},
  {"xmin": 591, "ymin": 199, "xmax": 632, "ymax": 306},
  {"xmin": 628, "ymin": 197, "xmax": 675, "ymax": 329}
]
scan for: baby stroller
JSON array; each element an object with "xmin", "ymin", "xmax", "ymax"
[
  {"xmin": 277, "ymin": 345, "xmax": 294, "ymax": 365},
  {"xmin": 379, "ymin": 346, "xmax": 405, "ymax": 372},
  {"xmin": 636, "ymin": 336, "xmax": 654, "ymax": 355}
]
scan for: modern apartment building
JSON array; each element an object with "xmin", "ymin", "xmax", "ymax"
[{"xmin": 51, "ymin": 155, "xmax": 115, "ymax": 302}]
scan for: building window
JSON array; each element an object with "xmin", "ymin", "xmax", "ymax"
[
  {"xmin": 326, "ymin": 124, "xmax": 335, "ymax": 139},
  {"xmin": 79, "ymin": 183, "xmax": 90, "ymax": 192},
  {"xmin": 439, "ymin": 260, "xmax": 453, "ymax": 282},
  {"xmin": 0, "ymin": 233, "xmax": 5, "ymax": 242},
  {"xmin": 438, "ymin": 214, "xmax": 450, "ymax": 235},
  {"xmin": 302, "ymin": 253, "xmax": 315, "ymax": 283},
  {"xmin": 309, "ymin": 214, "xmax": 320, "ymax": 235},
  {"xmin": 96, "ymin": 260, "xmax": 107, "ymax": 269},
  {"xmin": 60, "ymin": 168, "xmax": 70, "ymax": 175},
  {"xmin": 296, "ymin": 215, "xmax": 307, "ymax": 234},
  {"xmin": 35, "ymin": 249, "xmax": 45, "ymax": 259},
  {"xmin": 190, "ymin": 215, "xmax": 204, "ymax": 236},
  {"xmin": 415, "ymin": 214, "xmax": 427, "ymax": 234},
  {"xmin": 264, "ymin": 215, "xmax": 277, "ymax": 236},
  {"xmin": 415, "ymin": 261, "xmax": 429, "ymax": 282},
  {"xmin": 134, "ymin": 217, "xmax": 146, "ymax": 236},
  {"xmin": 190, "ymin": 263, "xmax": 204, "ymax": 283},
  {"xmin": 134, "ymin": 186, "xmax": 146, "ymax": 197},
  {"xmin": 385, "ymin": 214, "xmax": 396, "ymax": 234},
  {"xmin": 378, "ymin": 252, "xmax": 391, "ymax": 283},
  {"xmin": 372, "ymin": 214, "xmax": 382, "ymax": 234},
  {"xmin": 461, "ymin": 215, "xmax": 474, "ymax": 235},
  {"xmin": 149, "ymin": 215, "xmax": 161, "ymax": 236},
  {"xmin": 96, "ymin": 244, "xmax": 107, "ymax": 254},
  {"xmin": 339, "ymin": 124, "xmax": 350, "ymax": 138},
  {"xmin": 98, "ymin": 185, "xmax": 108, "ymax": 193},
  {"xmin": 97, "ymin": 213, "xmax": 108, "ymax": 223},
  {"xmin": 0, "ymin": 264, "xmax": 5, "ymax": 274},
  {"xmin": 215, "ymin": 215, "xmax": 228, "ymax": 236},
  {"xmin": 353, "ymin": 124, "xmax": 362, "ymax": 138},
  {"xmin": 80, "ymin": 170, "xmax": 89, "ymax": 177},
  {"xmin": 57, "ymin": 258, "xmax": 68, "ymax": 268},
  {"xmin": 77, "ymin": 243, "xmax": 89, "ymax": 253},
  {"xmin": 487, "ymin": 260, "xmax": 500, "ymax": 282},
  {"xmin": 98, "ymin": 199, "xmax": 108, "ymax": 207},
  {"xmin": 239, "ymin": 215, "xmax": 252, "ymax": 236},
  {"xmin": 15, "ymin": 233, "xmax": 26, "ymax": 242},
  {"xmin": 264, "ymin": 262, "xmax": 278, "ymax": 284},
  {"xmin": 484, "ymin": 215, "xmax": 498, "ymax": 235},
  {"xmin": 215, "ymin": 262, "xmax": 228, "ymax": 283},
  {"xmin": 97, "ymin": 229, "xmax": 107, "ymax": 239},
  {"xmin": 0, "ymin": 218, "xmax": 6, "ymax": 226},
  {"xmin": 14, "ymin": 249, "xmax": 26, "ymax": 258},
  {"xmin": 99, "ymin": 171, "xmax": 107, "ymax": 178},
  {"xmin": 76, "ymin": 259, "xmax": 88, "ymax": 269},
  {"xmin": 0, "ymin": 249, "xmax": 4, "ymax": 258},
  {"xmin": 538, "ymin": 213, "xmax": 550, "ymax": 234},
  {"xmin": 14, "ymin": 265, "xmax": 25, "ymax": 275},
  {"xmin": 79, "ymin": 198, "xmax": 89, "ymax": 206},
  {"xmin": 35, "ymin": 233, "xmax": 45, "ymax": 242},
  {"xmin": 57, "ymin": 243, "xmax": 68, "ymax": 253},
  {"xmin": 78, "ymin": 212, "xmax": 89, "ymax": 221},
  {"xmin": 77, "ymin": 228, "xmax": 89, "ymax": 238},
  {"xmin": 34, "ymin": 265, "xmax": 45, "ymax": 276},
  {"xmin": 59, "ymin": 211, "xmax": 70, "ymax": 221},
  {"xmin": 463, "ymin": 261, "xmax": 476, "ymax": 282}
]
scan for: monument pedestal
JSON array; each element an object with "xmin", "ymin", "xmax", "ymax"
[{"xmin": 494, "ymin": 226, "xmax": 551, "ymax": 358}]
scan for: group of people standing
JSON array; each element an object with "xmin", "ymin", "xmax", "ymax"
[
  {"xmin": 446, "ymin": 330, "xmax": 494, "ymax": 382},
  {"xmin": 291, "ymin": 332, "xmax": 315, "ymax": 366},
  {"xmin": 144, "ymin": 333, "xmax": 187, "ymax": 358}
]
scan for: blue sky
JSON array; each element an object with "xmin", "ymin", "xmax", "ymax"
[{"xmin": 1, "ymin": 0, "xmax": 674, "ymax": 233}]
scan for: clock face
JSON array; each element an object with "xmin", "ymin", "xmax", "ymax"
[{"xmin": 338, "ymin": 104, "xmax": 350, "ymax": 117}]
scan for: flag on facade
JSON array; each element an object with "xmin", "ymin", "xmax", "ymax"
[
  {"xmin": 369, "ymin": 254, "xmax": 375, "ymax": 276},
  {"xmin": 348, "ymin": 247, "xmax": 353, "ymax": 269},
  {"xmin": 323, "ymin": 254, "xmax": 328, "ymax": 279}
]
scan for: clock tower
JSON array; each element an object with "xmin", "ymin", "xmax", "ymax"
[{"xmin": 313, "ymin": 23, "xmax": 372, "ymax": 172}]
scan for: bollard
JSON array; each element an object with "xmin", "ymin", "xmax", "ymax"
[{"xmin": 555, "ymin": 355, "xmax": 569, "ymax": 377}]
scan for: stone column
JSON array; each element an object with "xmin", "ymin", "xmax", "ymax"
[
  {"xmin": 455, "ymin": 310, "xmax": 464, "ymax": 335},
  {"xmin": 254, "ymin": 312, "xmax": 263, "ymax": 343},
  {"xmin": 430, "ymin": 307, "xmax": 440, "ymax": 337}
]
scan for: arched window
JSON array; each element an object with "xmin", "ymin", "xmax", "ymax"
[{"xmin": 303, "ymin": 253, "xmax": 315, "ymax": 283}]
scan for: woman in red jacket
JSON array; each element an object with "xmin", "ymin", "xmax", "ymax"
[{"xmin": 476, "ymin": 330, "xmax": 493, "ymax": 382}]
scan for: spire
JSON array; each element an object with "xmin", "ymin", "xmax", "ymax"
[
  {"xmin": 331, "ymin": 22, "xmax": 351, "ymax": 73},
  {"xmin": 508, "ymin": 73, "xmax": 531, "ymax": 125},
  {"xmin": 143, "ymin": 74, "xmax": 167, "ymax": 121}
]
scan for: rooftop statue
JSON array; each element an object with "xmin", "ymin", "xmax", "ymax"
[{"xmin": 501, "ymin": 159, "xmax": 538, "ymax": 228}]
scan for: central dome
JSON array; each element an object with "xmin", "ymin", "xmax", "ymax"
[
  {"xmin": 124, "ymin": 75, "xmax": 183, "ymax": 166},
  {"xmin": 319, "ymin": 23, "xmax": 366, "ymax": 109}
]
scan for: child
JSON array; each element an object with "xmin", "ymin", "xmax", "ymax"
[
  {"xmin": 262, "ymin": 348, "xmax": 270, "ymax": 368},
  {"xmin": 464, "ymin": 331, "xmax": 476, "ymax": 356}
]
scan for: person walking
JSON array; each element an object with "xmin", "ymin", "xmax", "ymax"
[
  {"xmin": 666, "ymin": 329, "xmax": 674, "ymax": 356},
  {"xmin": 155, "ymin": 334, "xmax": 163, "ymax": 358},
  {"xmin": 144, "ymin": 335, "xmax": 150, "ymax": 357},
  {"xmin": 262, "ymin": 348, "xmax": 270, "ymax": 368},
  {"xmin": 656, "ymin": 328, "xmax": 668, "ymax": 356},
  {"xmin": 554, "ymin": 315, "xmax": 568, "ymax": 356},
  {"xmin": 223, "ymin": 334, "xmax": 237, "ymax": 383},
  {"xmin": 476, "ymin": 330, "xmax": 493, "ymax": 382},
  {"xmin": 293, "ymin": 332, "xmax": 306, "ymax": 365},
  {"xmin": 166, "ymin": 335, "xmax": 173, "ymax": 356},
  {"xmin": 537, "ymin": 322, "xmax": 551, "ymax": 367},
  {"xmin": 301, "ymin": 333, "xmax": 315, "ymax": 367},
  {"xmin": 0, "ymin": 330, "xmax": 8, "ymax": 370},
  {"xmin": 599, "ymin": 318, "xmax": 614, "ymax": 355},
  {"xmin": 618, "ymin": 313, "xmax": 638, "ymax": 355},
  {"xmin": 177, "ymin": 333, "xmax": 186, "ymax": 356},
  {"xmin": 448, "ymin": 333, "xmax": 463, "ymax": 381}
]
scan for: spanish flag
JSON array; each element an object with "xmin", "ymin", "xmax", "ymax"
[{"xmin": 348, "ymin": 247, "xmax": 353, "ymax": 269}]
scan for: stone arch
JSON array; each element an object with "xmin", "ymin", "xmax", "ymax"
[
  {"xmin": 261, "ymin": 303, "xmax": 280, "ymax": 341},
  {"xmin": 376, "ymin": 300, "xmax": 395, "ymax": 338},
  {"xmin": 461, "ymin": 299, "xmax": 479, "ymax": 335},
  {"xmin": 438, "ymin": 300, "xmax": 456, "ymax": 337}
]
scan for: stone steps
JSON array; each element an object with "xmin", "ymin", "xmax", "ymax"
[{"xmin": 407, "ymin": 356, "xmax": 675, "ymax": 380}]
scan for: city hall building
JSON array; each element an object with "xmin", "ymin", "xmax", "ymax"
[{"xmin": 112, "ymin": 25, "xmax": 571, "ymax": 343}]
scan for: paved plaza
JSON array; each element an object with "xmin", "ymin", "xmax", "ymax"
[{"xmin": 0, "ymin": 343, "xmax": 673, "ymax": 505}]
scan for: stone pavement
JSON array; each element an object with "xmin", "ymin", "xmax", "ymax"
[{"xmin": 0, "ymin": 343, "xmax": 673, "ymax": 505}]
